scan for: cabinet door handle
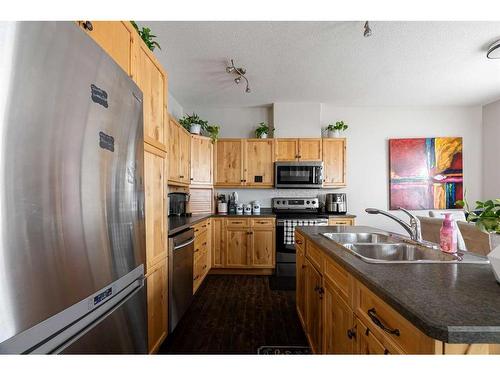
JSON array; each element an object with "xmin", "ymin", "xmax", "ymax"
[
  {"xmin": 367, "ymin": 308, "xmax": 400, "ymax": 337},
  {"xmin": 194, "ymin": 248, "xmax": 200, "ymax": 253},
  {"xmin": 301, "ymin": 264, "xmax": 306, "ymax": 269},
  {"xmin": 347, "ymin": 328, "xmax": 356, "ymax": 340},
  {"xmin": 82, "ymin": 21, "xmax": 93, "ymax": 31},
  {"xmin": 295, "ymin": 239, "xmax": 303, "ymax": 245},
  {"xmin": 180, "ymin": 175, "xmax": 184, "ymax": 179},
  {"xmin": 202, "ymin": 242, "xmax": 207, "ymax": 246},
  {"xmin": 190, "ymin": 177, "xmax": 194, "ymax": 180},
  {"xmin": 193, "ymin": 275, "xmax": 199, "ymax": 281}
]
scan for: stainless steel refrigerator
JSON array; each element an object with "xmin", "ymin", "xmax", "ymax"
[{"xmin": 0, "ymin": 22, "xmax": 147, "ymax": 354}]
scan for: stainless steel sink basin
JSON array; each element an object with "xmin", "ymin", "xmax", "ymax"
[
  {"xmin": 321, "ymin": 232, "xmax": 397, "ymax": 244},
  {"xmin": 321, "ymin": 232, "xmax": 489, "ymax": 264},
  {"xmin": 342, "ymin": 243, "xmax": 463, "ymax": 263}
]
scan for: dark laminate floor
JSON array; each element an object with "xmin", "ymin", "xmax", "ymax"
[{"xmin": 159, "ymin": 275, "xmax": 309, "ymax": 354}]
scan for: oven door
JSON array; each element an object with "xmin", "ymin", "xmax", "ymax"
[{"xmin": 274, "ymin": 162, "xmax": 323, "ymax": 188}]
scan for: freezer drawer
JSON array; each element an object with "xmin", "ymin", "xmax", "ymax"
[{"xmin": 59, "ymin": 285, "xmax": 147, "ymax": 354}]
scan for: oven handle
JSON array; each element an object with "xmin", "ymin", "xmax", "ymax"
[{"xmin": 276, "ymin": 219, "xmax": 328, "ymax": 225}]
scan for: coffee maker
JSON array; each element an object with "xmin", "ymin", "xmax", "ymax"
[
  {"xmin": 325, "ymin": 193, "xmax": 347, "ymax": 214},
  {"xmin": 168, "ymin": 192, "xmax": 191, "ymax": 216}
]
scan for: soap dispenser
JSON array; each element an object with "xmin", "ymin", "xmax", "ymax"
[{"xmin": 440, "ymin": 213, "xmax": 457, "ymax": 253}]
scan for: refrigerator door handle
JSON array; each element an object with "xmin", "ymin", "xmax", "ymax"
[{"xmin": 30, "ymin": 278, "xmax": 144, "ymax": 354}]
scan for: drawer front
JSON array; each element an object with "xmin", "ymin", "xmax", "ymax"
[
  {"xmin": 194, "ymin": 230, "xmax": 208, "ymax": 258},
  {"xmin": 250, "ymin": 218, "xmax": 275, "ymax": 227},
  {"xmin": 295, "ymin": 231, "xmax": 305, "ymax": 251},
  {"xmin": 328, "ymin": 218, "xmax": 355, "ymax": 226},
  {"xmin": 225, "ymin": 218, "xmax": 249, "ymax": 227},
  {"xmin": 193, "ymin": 251, "xmax": 209, "ymax": 293},
  {"xmin": 355, "ymin": 281, "xmax": 434, "ymax": 354},
  {"xmin": 193, "ymin": 219, "xmax": 209, "ymax": 235},
  {"xmin": 324, "ymin": 256, "xmax": 352, "ymax": 306},
  {"xmin": 305, "ymin": 240, "xmax": 323, "ymax": 272}
]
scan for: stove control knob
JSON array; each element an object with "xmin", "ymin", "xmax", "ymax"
[{"xmin": 306, "ymin": 200, "xmax": 310, "ymax": 204}]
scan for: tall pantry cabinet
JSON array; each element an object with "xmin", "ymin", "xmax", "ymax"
[{"xmin": 78, "ymin": 21, "xmax": 169, "ymax": 353}]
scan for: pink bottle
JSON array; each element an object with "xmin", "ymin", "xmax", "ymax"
[{"xmin": 440, "ymin": 213, "xmax": 457, "ymax": 253}]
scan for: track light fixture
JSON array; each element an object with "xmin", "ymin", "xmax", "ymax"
[
  {"xmin": 226, "ymin": 59, "xmax": 251, "ymax": 94},
  {"xmin": 364, "ymin": 21, "xmax": 372, "ymax": 37},
  {"xmin": 487, "ymin": 40, "xmax": 500, "ymax": 59}
]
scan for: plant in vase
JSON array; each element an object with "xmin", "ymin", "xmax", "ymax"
[
  {"xmin": 255, "ymin": 122, "xmax": 271, "ymax": 139},
  {"xmin": 179, "ymin": 113, "xmax": 208, "ymax": 135},
  {"xmin": 456, "ymin": 197, "xmax": 500, "ymax": 282},
  {"xmin": 130, "ymin": 21, "xmax": 161, "ymax": 51},
  {"xmin": 326, "ymin": 121, "xmax": 348, "ymax": 138}
]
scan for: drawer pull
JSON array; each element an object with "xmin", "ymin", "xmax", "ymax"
[
  {"xmin": 295, "ymin": 239, "xmax": 303, "ymax": 245},
  {"xmin": 194, "ymin": 248, "xmax": 199, "ymax": 253},
  {"xmin": 347, "ymin": 328, "xmax": 356, "ymax": 340},
  {"xmin": 202, "ymin": 242, "xmax": 207, "ymax": 246},
  {"xmin": 203, "ymin": 265, "xmax": 207, "ymax": 270},
  {"xmin": 193, "ymin": 275, "xmax": 199, "ymax": 281},
  {"xmin": 367, "ymin": 308, "xmax": 400, "ymax": 337}
]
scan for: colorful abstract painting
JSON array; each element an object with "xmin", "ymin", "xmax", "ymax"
[{"xmin": 389, "ymin": 137, "xmax": 463, "ymax": 210}]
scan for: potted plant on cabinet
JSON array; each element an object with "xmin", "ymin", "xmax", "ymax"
[
  {"xmin": 456, "ymin": 198, "xmax": 500, "ymax": 282},
  {"xmin": 255, "ymin": 122, "xmax": 271, "ymax": 138},
  {"xmin": 205, "ymin": 124, "xmax": 220, "ymax": 143},
  {"xmin": 326, "ymin": 121, "xmax": 348, "ymax": 138},
  {"xmin": 179, "ymin": 113, "xmax": 208, "ymax": 135}
]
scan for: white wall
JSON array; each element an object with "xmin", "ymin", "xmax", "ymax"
[
  {"xmin": 482, "ymin": 99, "xmax": 500, "ymax": 199},
  {"xmin": 273, "ymin": 102, "xmax": 321, "ymax": 137},
  {"xmin": 168, "ymin": 93, "xmax": 184, "ymax": 120},
  {"xmin": 216, "ymin": 104, "xmax": 483, "ymax": 234},
  {"xmin": 184, "ymin": 106, "xmax": 272, "ymax": 138}
]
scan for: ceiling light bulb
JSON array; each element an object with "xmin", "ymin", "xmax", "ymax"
[
  {"xmin": 245, "ymin": 86, "xmax": 251, "ymax": 93},
  {"xmin": 234, "ymin": 77, "xmax": 241, "ymax": 84},
  {"xmin": 364, "ymin": 21, "xmax": 372, "ymax": 38},
  {"xmin": 239, "ymin": 67, "xmax": 246, "ymax": 75},
  {"xmin": 226, "ymin": 66, "xmax": 235, "ymax": 73}
]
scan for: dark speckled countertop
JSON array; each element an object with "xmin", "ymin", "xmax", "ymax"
[
  {"xmin": 296, "ymin": 225, "xmax": 500, "ymax": 344},
  {"xmin": 168, "ymin": 208, "xmax": 277, "ymax": 236}
]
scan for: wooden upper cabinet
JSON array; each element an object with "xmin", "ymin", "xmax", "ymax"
[
  {"xmin": 168, "ymin": 117, "xmax": 180, "ymax": 183},
  {"xmin": 275, "ymin": 138, "xmax": 322, "ymax": 161},
  {"xmin": 133, "ymin": 38, "xmax": 167, "ymax": 150},
  {"xmin": 178, "ymin": 128, "xmax": 191, "ymax": 184},
  {"xmin": 275, "ymin": 139, "xmax": 299, "ymax": 161},
  {"xmin": 144, "ymin": 143, "xmax": 167, "ymax": 273},
  {"xmin": 323, "ymin": 138, "xmax": 346, "ymax": 187},
  {"xmin": 299, "ymin": 139, "xmax": 322, "ymax": 161},
  {"xmin": 190, "ymin": 135, "xmax": 212, "ymax": 186},
  {"xmin": 78, "ymin": 21, "xmax": 134, "ymax": 76},
  {"xmin": 245, "ymin": 139, "xmax": 274, "ymax": 187},
  {"xmin": 167, "ymin": 117, "xmax": 190, "ymax": 186},
  {"xmin": 215, "ymin": 139, "xmax": 244, "ymax": 186}
]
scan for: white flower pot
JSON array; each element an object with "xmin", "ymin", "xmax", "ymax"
[
  {"xmin": 189, "ymin": 123, "xmax": 201, "ymax": 134},
  {"xmin": 328, "ymin": 130, "xmax": 341, "ymax": 138},
  {"xmin": 259, "ymin": 133, "xmax": 268, "ymax": 139},
  {"xmin": 487, "ymin": 243, "xmax": 500, "ymax": 284}
]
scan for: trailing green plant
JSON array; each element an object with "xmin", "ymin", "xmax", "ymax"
[
  {"xmin": 178, "ymin": 113, "xmax": 208, "ymax": 132},
  {"xmin": 456, "ymin": 197, "xmax": 500, "ymax": 234},
  {"xmin": 255, "ymin": 122, "xmax": 271, "ymax": 138},
  {"xmin": 130, "ymin": 21, "xmax": 161, "ymax": 51},
  {"xmin": 206, "ymin": 125, "xmax": 220, "ymax": 143},
  {"xmin": 326, "ymin": 121, "xmax": 348, "ymax": 132}
]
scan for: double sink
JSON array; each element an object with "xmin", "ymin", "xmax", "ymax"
[{"xmin": 321, "ymin": 232, "xmax": 488, "ymax": 264}]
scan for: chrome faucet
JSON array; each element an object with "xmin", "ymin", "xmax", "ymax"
[{"xmin": 365, "ymin": 207, "xmax": 422, "ymax": 241}]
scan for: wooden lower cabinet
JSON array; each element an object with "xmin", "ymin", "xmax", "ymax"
[
  {"xmin": 211, "ymin": 217, "xmax": 275, "ymax": 270},
  {"xmin": 328, "ymin": 217, "xmax": 355, "ymax": 226},
  {"xmin": 226, "ymin": 227, "xmax": 251, "ymax": 267},
  {"xmin": 296, "ymin": 245, "xmax": 306, "ymax": 327},
  {"xmin": 295, "ymin": 231, "xmax": 498, "ymax": 355},
  {"xmin": 305, "ymin": 258, "xmax": 323, "ymax": 354},
  {"xmin": 322, "ymin": 278, "xmax": 355, "ymax": 354},
  {"xmin": 146, "ymin": 259, "xmax": 168, "ymax": 353},
  {"xmin": 192, "ymin": 219, "xmax": 212, "ymax": 293}
]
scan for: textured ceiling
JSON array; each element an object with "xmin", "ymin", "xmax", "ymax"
[{"xmin": 142, "ymin": 21, "xmax": 500, "ymax": 107}]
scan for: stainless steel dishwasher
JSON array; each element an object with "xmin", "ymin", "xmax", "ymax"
[{"xmin": 168, "ymin": 228, "xmax": 195, "ymax": 333}]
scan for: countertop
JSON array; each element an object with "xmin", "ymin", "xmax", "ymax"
[
  {"xmin": 168, "ymin": 208, "xmax": 276, "ymax": 236},
  {"xmin": 296, "ymin": 225, "xmax": 500, "ymax": 344},
  {"xmin": 168, "ymin": 209, "xmax": 356, "ymax": 236}
]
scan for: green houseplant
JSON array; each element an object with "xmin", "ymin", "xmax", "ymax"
[
  {"xmin": 255, "ymin": 122, "xmax": 271, "ymax": 138},
  {"xmin": 326, "ymin": 121, "xmax": 348, "ymax": 138},
  {"xmin": 456, "ymin": 198, "xmax": 500, "ymax": 234},
  {"xmin": 205, "ymin": 125, "xmax": 220, "ymax": 143},
  {"xmin": 130, "ymin": 21, "xmax": 161, "ymax": 51},
  {"xmin": 179, "ymin": 113, "xmax": 208, "ymax": 135}
]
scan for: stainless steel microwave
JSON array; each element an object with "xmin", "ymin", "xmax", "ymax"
[{"xmin": 274, "ymin": 161, "xmax": 323, "ymax": 188}]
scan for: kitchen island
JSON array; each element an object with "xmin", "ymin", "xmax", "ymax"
[{"xmin": 295, "ymin": 225, "xmax": 500, "ymax": 354}]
